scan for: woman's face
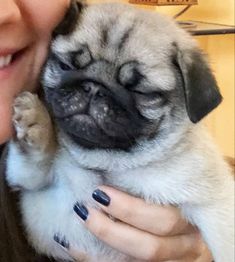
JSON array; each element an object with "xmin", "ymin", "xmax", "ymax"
[{"xmin": 0, "ymin": 0, "xmax": 70, "ymax": 144}]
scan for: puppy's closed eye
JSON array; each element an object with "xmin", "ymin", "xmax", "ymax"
[
  {"xmin": 71, "ymin": 45, "xmax": 92, "ymax": 68},
  {"xmin": 117, "ymin": 61, "xmax": 143, "ymax": 88},
  {"xmin": 58, "ymin": 60, "xmax": 73, "ymax": 71}
]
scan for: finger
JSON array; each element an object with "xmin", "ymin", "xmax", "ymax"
[
  {"xmin": 195, "ymin": 242, "xmax": 213, "ymax": 262},
  {"xmin": 72, "ymin": 205, "xmax": 202, "ymax": 261},
  {"xmin": 92, "ymin": 186, "xmax": 193, "ymax": 236},
  {"xmin": 53, "ymin": 233, "xmax": 87, "ymax": 261},
  {"xmin": 165, "ymin": 238, "xmax": 213, "ymax": 262}
]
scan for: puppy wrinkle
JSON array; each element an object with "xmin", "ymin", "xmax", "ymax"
[
  {"xmin": 100, "ymin": 28, "xmax": 109, "ymax": 48},
  {"xmin": 117, "ymin": 25, "xmax": 135, "ymax": 52},
  {"xmin": 146, "ymin": 114, "xmax": 166, "ymax": 140}
]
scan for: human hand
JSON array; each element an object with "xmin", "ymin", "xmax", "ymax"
[{"xmin": 60, "ymin": 186, "xmax": 213, "ymax": 261}]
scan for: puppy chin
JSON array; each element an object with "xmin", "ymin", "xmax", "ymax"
[{"xmin": 56, "ymin": 115, "xmax": 136, "ymax": 151}]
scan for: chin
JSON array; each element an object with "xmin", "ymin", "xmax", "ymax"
[{"xmin": 56, "ymin": 115, "xmax": 141, "ymax": 151}]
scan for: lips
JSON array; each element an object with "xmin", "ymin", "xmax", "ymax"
[
  {"xmin": 0, "ymin": 47, "xmax": 28, "ymax": 70},
  {"xmin": 0, "ymin": 55, "xmax": 12, "ymax": 69}
]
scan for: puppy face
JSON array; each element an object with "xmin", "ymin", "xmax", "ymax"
[{"xmin": 42, "ymin": 2, "xmax": 222, "ymax": 150}]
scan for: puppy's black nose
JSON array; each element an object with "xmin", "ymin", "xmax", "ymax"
[{"xmin": 80, "ymin": 82, "xmax": 106, "ymax": 101}]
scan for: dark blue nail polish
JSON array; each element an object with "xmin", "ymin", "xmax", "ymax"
[
  {"xmin": 53, "ymin": 233, "xmax": 70, "ymax": 249},
  {"xmin": 92, "ymin": 189, "xmax": 110, "ymax": 206},
  {"xmin": 73, "ymin": 202, "xmax": 88, "ymax": 221}
]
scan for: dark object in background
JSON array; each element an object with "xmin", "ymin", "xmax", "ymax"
[{"xmin": 0, "ymin": 147, "xmax": 55, "ymax": 262}]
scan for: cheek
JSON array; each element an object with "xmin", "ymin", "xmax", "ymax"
[
  {"xmin": 0, "ymin": 95, "xmax": 15, "ymax": 144},
  {"xmin": 136, "ymin": 99, "xmax": 166, "ymax": 120},
  {"xmin": 23, "ymin": 0, "xmax": 70, "ymax": 37}
]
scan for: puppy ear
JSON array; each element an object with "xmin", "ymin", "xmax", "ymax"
[
  {"xmin": 53, "ymin": 0, "xmax": 86, "ymax": 37},
  {"xmin": 175, "ymin": 44, "xmax": 222, "ymax": 123}
]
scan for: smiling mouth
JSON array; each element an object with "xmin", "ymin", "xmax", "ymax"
[{"xmin": 0, "ymin": 48, "xmax": 28, "ymax": 70}]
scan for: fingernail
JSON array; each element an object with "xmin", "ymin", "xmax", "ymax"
[
  {"xmin": 92, "ymin": 189, "xmax": 111, "ymax": 206},
  {"xmin": 53, "ymin": 233, "xmax": 70, "ymax": 249},
  {"xmin": 73, "ymin": 202, "xmax": 89, "ymax": 221}
]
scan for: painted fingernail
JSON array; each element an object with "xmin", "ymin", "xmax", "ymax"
[
  {"xmin": 92, "ymin": 189, "xmax": 111, "ymax": 206},
  {"xmin": 73, "ymin": 202, "xmax": 89, "ymax": 221},
  {"xmin": 53, "ymin": 233, "xmax": 70, "ymax": 249}
]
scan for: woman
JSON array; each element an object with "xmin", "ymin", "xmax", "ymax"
[{"xmin": 0, "ymin": 0, "xmax": 213, "ymax": 261}]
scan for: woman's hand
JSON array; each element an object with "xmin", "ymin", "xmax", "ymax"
[{"xmin": 60, "ymin": 186, "xmax": 213, "ymax": 261}]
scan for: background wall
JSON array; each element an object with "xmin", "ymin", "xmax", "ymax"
[
  {"xmin": 88, "ymin": 0, "xmax": 235, "ymax": 157},
  {"xmin": 157, "ymin": 0, "xmax": 235, "ymax": 25},
  {"xmin": 89, "ymin": 0, "xmax": 234, "ymax": 25}
]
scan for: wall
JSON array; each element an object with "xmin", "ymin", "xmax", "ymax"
[
  {"xmin": 89, "ymin": 0, "xmax": 234, "ymax": 25},
  {"xmin": 198, "ymin": 34, "xmax": 234, "ymax": 158},
  {"xmin": 160, "ymin": 0, "xmax": 234, "ymax": 25},
  {"xmin": 88, "ymin": 0, "xmax": 235, "ymax": 157}
]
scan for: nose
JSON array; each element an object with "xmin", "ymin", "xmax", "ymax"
[
  {"xmin": 81, "ymin": 81, "xmax": 106, "ymax": 101},
  {"xmin": 0, "ymin": 0, "xmax": 21, "ymax": 25}
]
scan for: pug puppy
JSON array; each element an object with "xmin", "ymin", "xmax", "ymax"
[{"xmin": 6, "ymin": 1, "xmax": 234, "ymax": 262}]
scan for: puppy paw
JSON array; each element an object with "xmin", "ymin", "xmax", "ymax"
[{"xmin": 13, "ymin": 92, "xmax": 54, "ymax": 151}]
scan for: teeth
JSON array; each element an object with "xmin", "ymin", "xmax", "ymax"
[{"xmin": 0, "ymin": 55, "xmax": 13, "ymax": 69}]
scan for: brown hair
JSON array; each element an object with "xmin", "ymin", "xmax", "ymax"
[{"xmin": 0, "ymin": 146, "xmax": 53, "ymax": 262}]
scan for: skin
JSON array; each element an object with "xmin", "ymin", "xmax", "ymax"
[
  {"xmin": 69, "ymin": 187, "xmax": 213, "ymax": 262},
  {"xmin": 0, "ymin": 0, "xmax": 70, "ymax": 144},
  {"xmin": 0, "ymin": 1, "xmax": 212, "ymax": 261}
]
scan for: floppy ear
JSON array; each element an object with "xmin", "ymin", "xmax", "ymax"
[
  {"xmin": 175, "ymin": 45, "xmax": 222, "ymax": 123},
  {"xmin": 53, "ymin": 0, "xmax": 86, "ymax": 37}
]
